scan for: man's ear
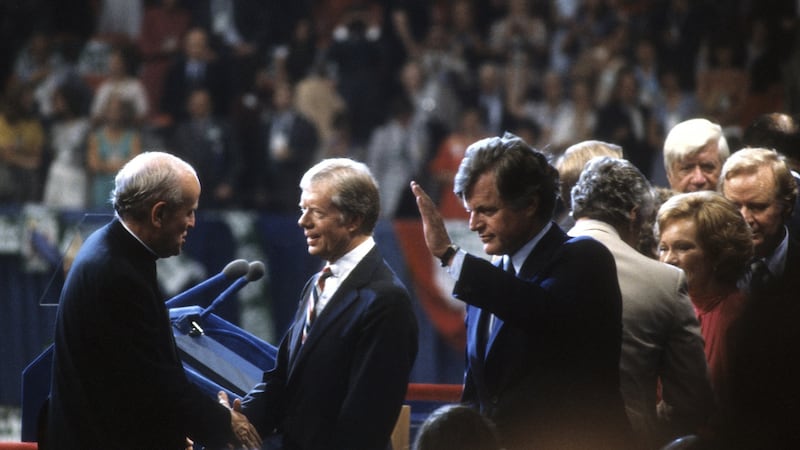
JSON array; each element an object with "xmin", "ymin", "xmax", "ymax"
[
  {"xmin": 782, "ymin": 201, "xmax": 794, "ymax": 224},
  {"xmin": 151, "ymin": 201, "xmax": 168, "ymax": 227},
  {"xmin": 629, "ymin": 205, "xmax": 640, "ymax": 224},
  {"xmin": 346, "ymin": 215, "xmax": 364, "ymax": 233},
  {"xmin": 526, "ymin": 196, "xmax": 540, "ymax": 219}
]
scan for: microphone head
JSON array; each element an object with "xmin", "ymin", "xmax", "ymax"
[
  {"xmin": 222, "ymin": 259, "xmax": 250, "ymax": 278},
  {"xmin": 245, "ymin": 261, "xmax": 266, "ymax": 281}
]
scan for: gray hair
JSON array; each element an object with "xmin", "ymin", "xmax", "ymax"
[
  {"xmin": 571, "ymin": 156, "xmax": 654, "ymax": 230},
  {"xmin": 300, "ymin": 158, "xmax": 380, "ymax": 234},
  {"xmin": 112, "ymin": 152, "xmax": 198, "ymax": 221},
  {"xmin": 663, "ymin": 118, "xmax": 729, "ymax": 173}
]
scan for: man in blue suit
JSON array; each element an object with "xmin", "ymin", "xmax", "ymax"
[
  {"xmin": 239, "ymin": 158, "xmax": 419, "ymax": 449},
  {"xmin": 411, "ymin": 134, "xmax": 631, "ymax": 450}
]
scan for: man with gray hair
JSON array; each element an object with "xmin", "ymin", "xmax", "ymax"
[
  {"xmin": 239, "ymin": 158, "xmax": 419, "ymax": 450},
  {"xmin": 719, "ymin": 147, "xmax": 800, "ymax": 294},
  {"xmin": 46, "ymin": 152, "xmax": 261, "ymax": 449},
  {"xmin": 663, "ymin": 118, "xmax": 730, "ymax": 192},
  {"xmin": 569, "ymin": 154, "xmax": 713, "ymax": 449}
]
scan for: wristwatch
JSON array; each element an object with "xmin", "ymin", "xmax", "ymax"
[{"xmin": 439, "ymin": 243, "xmax": 460, "ymax": 267}]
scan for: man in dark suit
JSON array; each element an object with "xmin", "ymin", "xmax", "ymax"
[
  {"xmin": 718, "ymin": 147, "xmax": 800, "ymax": 449},
  {"xmin": 170, "ymin": 87, "xmax": 242, "ymax": 209},
  {"xmin": 720, "ymin": 147, "xmax": 800, "ymax": 294},
  {"xmin": 161, "ymin": 27, "xmax": 231, "ymax": 124},
  {"xmin": 741, "ymin": 112, "xmax": 800, "ymax": 239},
  {"xmin": 238, "ymin": 158, "xmax": 419, "ymax": 449},
  {"xmin": 253, "ymin": 81, "xmax": 319, "ymax": 213},
  {"xmin": 594, "ymin": 66, "xmax": 658, "ymax": 180},
  {"xmin": 410, "ymin": 134, "xmax": 631, "ymax": 450},
  {"xmin": 45, "ymin": 152, "xmax": 260, "ymax": 449}
]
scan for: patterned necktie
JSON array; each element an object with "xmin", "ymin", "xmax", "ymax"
[
  {"xmin": 302, "ymin": 266, "xmax": 332, "ymax": 343},
  {"xmin": 748, "ymin": 257, "xmax": 773, "ymax": 294}
]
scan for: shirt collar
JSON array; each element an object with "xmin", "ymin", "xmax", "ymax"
[
  {"xmin": 119, "ymin": 219, "xmax": 159, "ymax": 258},
  {"xmin": 508, "ymin": 222, "xmax": 552, "ymax": 275},
  {"xmin": 765, "ymin": 225, "xmax": 789, "ymax": 276},
  {"xmin": 324, "ymin": 236, "xmax": 375, "ymax": 280}
]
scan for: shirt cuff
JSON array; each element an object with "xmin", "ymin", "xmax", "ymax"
[{"xmin": 446, "ymin": 248, "xmax": 466, "ymax": 279}]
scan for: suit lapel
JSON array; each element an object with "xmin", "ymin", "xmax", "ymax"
[
  {"xmin": 287, "ymin": 248, "xmax": 381, "ymax": 378},
  {"xmin": 287, "ymin": 279, "xmax": 314, "ymax": 368},
  {"xmin": 482, "ymin": 224, "xmax": 567, "ymax": 360},
  {"xmin": 518, "ymin": 223, "xmax": 567, "ymax": 279}
]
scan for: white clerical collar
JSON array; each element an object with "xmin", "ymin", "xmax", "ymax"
[{"xmin": 119, "ymin": 219, "xmax": 159, "ymax": 258}]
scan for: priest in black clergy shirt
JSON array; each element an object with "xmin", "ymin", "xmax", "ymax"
[{"xmin": 45, "ymin": 151, "xmax": 261, "ymax": 449}]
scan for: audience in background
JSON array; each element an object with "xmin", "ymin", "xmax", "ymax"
[
  {"xmin": 161, "ymin": 27, "xmax": 230, "ymax": 124},
  {"xmin": 170, "ymin": 88, "xmax": 241, "ymax": 209},
  {"xmin": 0, "ymin": 83, "xmax": 44, "ymax": 204},
  {"xmin": 253, "ymin": 81, "xmax": 319, "ymax": 213},
  {"xmin": 549, "ymin": 77, "xmax": 598, "ymax": 154},
  {"xmin": 137, "ymin": 0, "xmax": 191, "ymax": 119},
  {"xmin": 428, "ymin": 105, "xmax": 488, "ymax": 219},
  {"xmin": 696, "ymin": 34, "xmax": 749, "ymax": 132},
  {"xmin": 86, "ymin": 96, "xmax": 142, "ymax": 209},
  {"xmin": 594, "ymin": 66, "xmax": 660, "ymax": 179},
  {"xmin": 367, "ymin": 94, "xmax": 428, "ymax": 219},
  {"xmin": 90, "ymin": 45, "xmax": 149, "ymax": 125},
  {"xmin": 42, "ymin": 82, "xmax": 91, "ymax": 210}
]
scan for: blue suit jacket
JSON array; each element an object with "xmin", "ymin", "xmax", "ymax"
[
  {"xmin": 456, "ymin": 223, "xmax": 630, "ymax": 450},
  {"xmin": 241, "ymin": 246, "xmax": 418, "ymax": 450},
  {"xmin": 45, "ymin": 219, "xmax": 235, "ymax": 449}
]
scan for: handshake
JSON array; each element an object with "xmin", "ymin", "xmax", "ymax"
[{"xmin": 213, "ymin": 391, "xmax": 263, "ymax": 450}]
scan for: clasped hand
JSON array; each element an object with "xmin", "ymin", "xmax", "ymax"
[{"xmin": 218, "ymin": 391, "xmax": 263, "ymax": 450}]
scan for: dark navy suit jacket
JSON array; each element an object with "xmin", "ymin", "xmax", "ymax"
[
  {"xmin": 456, "ymin": 223, "xmax": 631, "ymax": 450},
  {"xmin": 241, "ymin": 246, "xmax": 418, "ymax": 450},
  {"xmin": 45, "ymin": 219, "xmax": 234, "ymax": 449}
]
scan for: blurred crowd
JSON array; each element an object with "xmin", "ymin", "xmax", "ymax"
[{"xmin": 0, "ymin": 0, "xmax": 797, "ymax": 216}]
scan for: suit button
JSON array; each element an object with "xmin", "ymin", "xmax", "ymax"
[{"xmin": 491, "ymin": 396, "xmax": 499, "ymax": 404}]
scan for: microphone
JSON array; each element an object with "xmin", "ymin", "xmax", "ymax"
[
  {"xmin": 200, "ymin": 261, "xmax": 266, "ymax": 319},
  {"xmin": 166, "ymin": 259, "xmax": 250, "ymax": 308}
]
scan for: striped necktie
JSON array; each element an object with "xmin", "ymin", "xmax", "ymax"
[{"xmin": 302, "ymin": 266, "xmax": 332, "ymax": 343}]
